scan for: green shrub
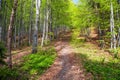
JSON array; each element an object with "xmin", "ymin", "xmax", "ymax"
[
  {"xmin": 0, "ymin": 67, "xmax": 28, "ymax": 80},
  {"xmin": 19, "ymin": 48, "xmax": 56, "ymax": 79},
  {"xmin": 109, "ymin": 49, "xmax": 119, "ymax": 59},
  {"xmin": 0, "ymin": 42, "xmax": 7, "ymax": 64}
]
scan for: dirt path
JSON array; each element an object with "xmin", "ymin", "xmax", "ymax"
[{"xmin": 39, "ymin": 34, "xmax": 92, "ymax": 80}]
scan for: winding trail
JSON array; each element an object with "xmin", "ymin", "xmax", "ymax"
[{"xmin": 39, "ymin": 33, "xmax": 92, "ymax": 80}]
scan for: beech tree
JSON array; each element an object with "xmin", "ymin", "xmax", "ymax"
[
  {"xmin": 7, "ymin": 0, "xmax": 18, "ymax": 68},
  {"xmin": 75, "ymin": 0, "xmax": 120, "ymax": 49},
  {"xmin": 32, "ymin": 0, "xmax": 41, "ymax": 53},
  {"xmin": 110, "ymin": 0, "xmax": 116, "ymax": 49}
]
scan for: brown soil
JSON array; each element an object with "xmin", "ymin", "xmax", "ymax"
[
  {"xmin": 12, "ymin": 48, "xmax": 31, "ymax": 64},
  {"xmin": 5, "ymin": 47, "xmax": 31, "ymax": 65},
  {"xmin": 39, "ymin": 33, "xmax": 92, "ymax": 80}
]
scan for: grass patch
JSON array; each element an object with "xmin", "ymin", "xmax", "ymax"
[
  {"xmin": 72, "ymin": 41, "xmax": 120, "ymax": 80},
  {"xmin": 108, "ymin": 48, "xmax": 120, "ymax": 59},
  {"xmin": 1, "ymin": 48, "xmax": 56, "ymax": 80},
  {"xmin": 19, "ymin": 48, "xmax": 56, "ymax": 79},
  {"xmin": 70, "ymin": 29, "xmax": 86, "ymax": 47},
  {"xmin": 0, "ymin": 66, "xmax": 27, "ymax": 80}
]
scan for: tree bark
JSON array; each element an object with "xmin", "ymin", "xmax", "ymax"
[
  {"xmin": 45, "ymin": 0, "xmax": 49, "ymax": 41},
  {"xmin": 7, "ymin": 0, "xmax": 18, "ymax": 68},
  {"xmin": 41, "ymin": 8, "xmax": 46, "ymax": 47},
  {"xmin": 110, "ymin": 1, "xmax": 116, "ymax": 49},
  {"xmin": 29, "ymin": 0, "xmax": 34, "ymax": 45},
  {"xmin": 32, "ymin": 0, "xmax": 41, "ymax": 53}
]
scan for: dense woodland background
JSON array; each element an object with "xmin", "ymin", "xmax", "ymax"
[{"xmin": 1, "ymin": 0, "xmax": 120, "ymax": 80}]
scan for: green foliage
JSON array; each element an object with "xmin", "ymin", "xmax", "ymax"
[
  {"xmin": 0, "ymin": 42, "xmax": 7, "ymax": 64},
  {"xmin": 44, "ymin": 40, "xmax": 51, "ymax": 46},
  {"xmin": 72, "ymin": 40, "xmax": 120, "ymax": 80},
  {"xmin": 109, "ymin": 48, "xmax": 120, "ymax": 59},
  {"xmin": 19, "ymin": 48, "xmax": 56, "ymax": 79},
  {"xmin": 70, "ymin": 29, "xmax": 85, "ymax": 46},
  {"xmin": 0, "ymin": 48, "xmax": 56, "ymax": 80},
  {"xmin": 50, "ymin": 0, "xmax": 74, "ymax": 27},
  {"xmin": 76, "ymin": 0, "xmax": 120, "ymax": 49},
  {"xmin": 0, "ymin": 66, "xmax": 27, "ymax": 80}
]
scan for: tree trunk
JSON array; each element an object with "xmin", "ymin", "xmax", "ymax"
[
  {"xmin": 0, "ymin": 0, "xmax": 1, "ymax": 10},
  {"xmin": 32, "ymin": 0, "xmax": 41, "ymax": 53},
  {"xmin": 118, "ymin": 28, "xmax": 120, "ymax": 47},
  {"xmin": 14, "ymin": 25, "xmax": 17, "ymax": 48},
  {"xmin": 45, "ymin": 0, "xmax": 49, "ymax": 41},
  {"xmin": 41, "ymin": 9, "xmax": 46, "ymax": 47},
  {"xmin": 117, "ymin": 7, "xmax": 120, "ymax": 52},
  {"xmin": 0, "ymin": 26, "xmax": 2, "ymax": 41},
  {"xmin": 7, "ymin": 0, "xmax": 18, "ymax": 68},
  {"xmin": 29, "ymin": 0, "xmax": 34, "ymax": 45},
  {"xmin": 110, "ymin": 1, "xmax": 116, "ymax": 49}
]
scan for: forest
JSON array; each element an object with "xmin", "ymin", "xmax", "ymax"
[{"xmin": 0, "ymin": 0, "xmax": 120, "ymax": 80}]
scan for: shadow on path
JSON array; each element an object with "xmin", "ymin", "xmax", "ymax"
[{"xmin": 39, "ymin": 32, "xmax": 92, "ymax": 80}]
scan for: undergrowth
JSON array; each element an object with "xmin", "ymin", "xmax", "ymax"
[
  {"xmin": 20, "ymin": 48, "xmax": 56, "ymax": 79},
  {"xmin": 0, "ymin": 66, "xmax": 27, "ymax": 80},
  {"xmin": 0, "ymin": 48, "xmax": 56, "ymax": 80},
  {"xmin": 109, "ymin": 48, "xmax": 120, "ymax": 59},
  {"xmin": 71, "ymin": 30, "xmax": 120, "ymax": 80},
  {"xmin": 0, "ymin": 42, "xmax": 7, "ymax": 65}
]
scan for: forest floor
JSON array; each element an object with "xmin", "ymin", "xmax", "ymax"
[
  {"xmin": 12, "ymin": 47, "xmax": 31, "ymax": 64},
  {"xmin": 39, "ymin": 32, "xmax": 93, "ymax": 80},
  {"xmin": 10, "ymin": 28, "xmax": 120, "ymax": 80},
  {"xmin": 39, "ymin": 28, "xmax": 120, "ymax": 80}
]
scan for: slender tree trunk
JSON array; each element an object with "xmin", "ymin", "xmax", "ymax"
[
  {"xmin": 32, "ymin": 0, "xmax": 41, "ymax": 53},
  {"xmin": 14, "ymin": 14, "xmax": 18, "ymax": 49},
  {"xmin": 45, "ymin": 0, "xmax": 49, "ymax": 41},
  {"xmin": 48, "ymin": 0, "xmax": 53, "ymax": 41},
  {"xmin": 19, "ymin": 0, "xmax": 23, "ymax": 48},
  {"xmin": 49, "ymin": 8, "xmax": 53, "ymax": 41},
  {"xmin": 41, "ymin": 9, "xmax": 46, "ymax": 47},
  {"xmin": 22, "ymin": 2, "xmax": 26, "ymax": 46},
  {"xmin": 2, "ymin": 2, "xmax": 7, "ymax": 44},
  {"xmin": 29, "ymin": 0, "xmax": 34, "ymax": 45},
  {"xmin": 116, "ymin": 7, "xmax": 120, "ymax": 47},
  {"xmin": 118, "ymin": 28, "xmax": 120, "ymax": 47},
  {"xmin": 0, "ymin": 0, "xmax": 1, "ymax": 10},
  {"xmin": 29, "ymin": 23, "xmax": 32, "ymax": 45},
  {"xmin": 0, "ymin": 26, "xmax": 2, "ymax": 41},
  {"xmin": 7, "ymin": 0, "xmax": 18, "ymax": 68},
  {"xmin": 18, "ymin": 25, "xmax": 20, "ymax": 48},
  {"xmin": 110, "ymin": 1, "xmax": 116, "ymax": 49},
  {"xmin": 14, "ymin": 25, "xmax": 17, "ymax": 48},
  {"xmin": 0, "ymin": 8, "xmax": 2, "ymax": 42}
]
